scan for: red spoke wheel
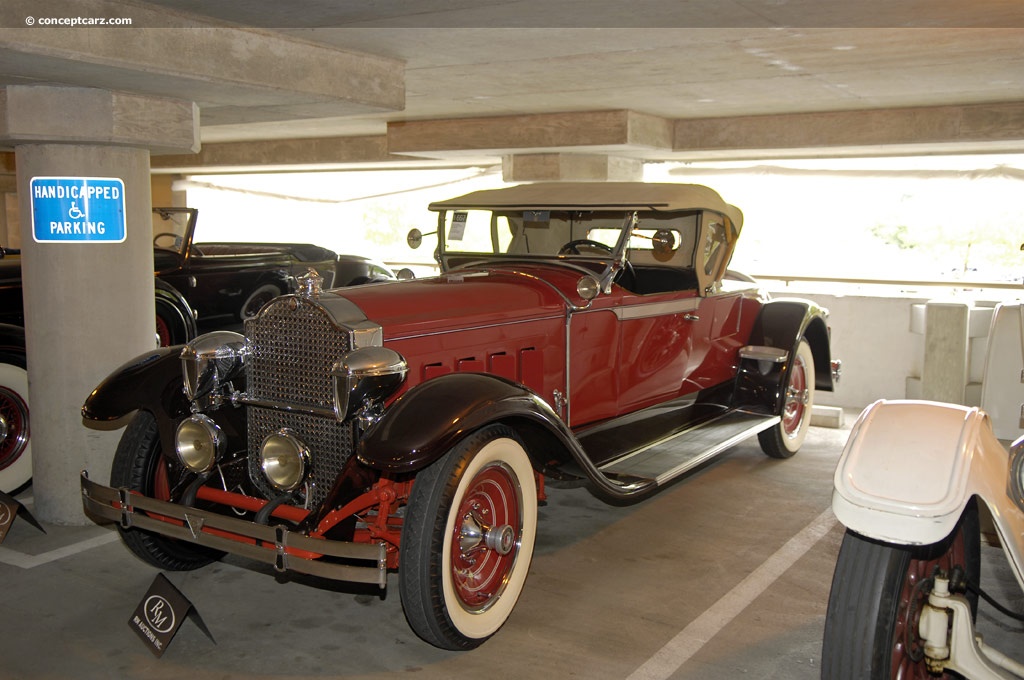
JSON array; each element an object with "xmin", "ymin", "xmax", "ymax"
[
  {"xmin": 0, "ymin": 359, "xmax": 32, "ymax": 494},
  {"xmin": 759, "ymin": 337, "xmax": 815, "ymax": 458},
  {"xmin": 400, "ymin": 424, "xmax": 537, "ymax": 650}
]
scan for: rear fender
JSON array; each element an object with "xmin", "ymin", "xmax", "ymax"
[
  {"xmin": 734, "ymin": 298, "xmax": 834, "ymax": 414},
  {"xmin": 833, "ymin": 399, "xmax": 1024, "ymax": 562},
  {"xmin": 747, "ymin": 298, "xmax": 834, "ymax": 392}
]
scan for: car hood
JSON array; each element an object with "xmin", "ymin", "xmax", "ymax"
[{"xmin": 326, "ymin": 267, "xmax": 579, "ymax": 339}]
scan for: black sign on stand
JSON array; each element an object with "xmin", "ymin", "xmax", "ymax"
[
  {"xmin": 0, "ymin": 490, "xmax": 45, "ymax": 544},
  {"xmin": 129, "ymin": 573, "xmax": 215, "ymax": 657}
]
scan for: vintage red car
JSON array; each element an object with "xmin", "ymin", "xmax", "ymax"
[{"xmin": 81, "ymin": 182, "xmax": 838, "ymax": 650}]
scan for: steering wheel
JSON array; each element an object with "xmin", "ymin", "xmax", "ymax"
[
  {"xmin": 558, "ymin": 239, "xmax": 613, "ymax": 256},
  {"xmin": 153, "ymin": 232, "xmax": 181, "ymax": 248},
  {"xmin": 558, "ymin": 239, "xmax": 636, "ymax": 289}
]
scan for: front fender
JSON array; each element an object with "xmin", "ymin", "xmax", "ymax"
[
  {"xmin": 832, "ymin": 399, "xmax": 1018, "ymax": 547},
  {"xmin": 357, "ymin": 372, "xmax": 659, "ymax": 501},
  {"xmin": 357, "ymin": 372, "xmax": 562, "ymax": 473},
  {"xmin": 82, "ymin": 346, "xmax": 190, "ymax": 426},
  {"xmin": 0, "ymin": 322, "xmax": 26, "ymax": 356}
]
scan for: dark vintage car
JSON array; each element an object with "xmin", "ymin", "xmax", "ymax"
[
  {"xmin": 151, "ymin": 207, "xmax": 395, "ymax": 341},
  {"xmin": 80, "ymin": 182, "xmax": 839, "ymax": 650}
]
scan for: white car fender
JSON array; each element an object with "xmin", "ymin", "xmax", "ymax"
[{"xmin": 832, "ymin": 399, "xmax": 1017, "ymax": 548}]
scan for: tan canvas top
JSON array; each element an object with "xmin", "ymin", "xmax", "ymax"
[{"xmin": 428, "ymin": 182, "xmax": 743, "ymax": 229}]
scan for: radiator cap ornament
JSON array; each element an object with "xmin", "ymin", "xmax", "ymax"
[{"xmin": 297, "ymin": 268, "xmax": 323, "ymax": 299}]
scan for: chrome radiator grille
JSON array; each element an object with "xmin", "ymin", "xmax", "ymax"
[
  {"xmin": 243, "ymin": 296, "xmax": 353, "ymax": 507},
  {"xmin": 245, "ymin": 296, "xmax": 349, "ymax": 408}
]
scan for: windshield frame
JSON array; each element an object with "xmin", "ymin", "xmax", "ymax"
[{"xmin": 435, "ymin": 208, "xmax": 637, "ymax": 286}]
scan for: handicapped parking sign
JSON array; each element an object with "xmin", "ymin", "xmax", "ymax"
[{"xmin": 30, "ymin": 176, "xmax": 126, "ymax": 243}]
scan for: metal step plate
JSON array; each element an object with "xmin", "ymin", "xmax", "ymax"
[{"xmin": 600, "ymin": 410, "xmax": 780, "ymax": 486}]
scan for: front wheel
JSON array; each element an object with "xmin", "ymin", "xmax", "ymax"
[
  {"xmin": 399, "ymin": 424, "xmax": 538, "ymax": 650},
  {"xmin": 758, "ymin": 337, "xmax": 814, "ymax": 458},
  {"xmin": 111, "ymin": 411, "xmax": 224, "ymax": 570},
  {"xmin": 821, "ymin": 501, "xmax": 980, "ymax": 679}
]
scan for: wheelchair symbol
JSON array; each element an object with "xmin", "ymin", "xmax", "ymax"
[{"xmin": 68, "ymin": 202, "xmax": 85, "ymax": 219}]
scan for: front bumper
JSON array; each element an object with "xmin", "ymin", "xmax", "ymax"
[{"xmin": 80, "ymin": 471, "xmax": 387, "ymax": 588}]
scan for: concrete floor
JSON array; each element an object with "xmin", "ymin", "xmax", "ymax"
[{"xmin": 2, "ymin": 412, "xmax": 1022, "ymax": 679}]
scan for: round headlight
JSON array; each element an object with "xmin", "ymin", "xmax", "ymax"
[
  {"xmin": 175, "ymin": 414, "xmax": 225, "ymax": 473},
  {"xmin": 260, "ymin": 429, "xmax": 310, "ymax": 492},
  {"xmin": 180, "ymin": 331, "xmax": 247, "ymax": 401},
  {"xmin": 332, "ymin": 347, "xmax": 407, "ymax": 421},
  {"xmin": 576, "ymin": 275, "xmax": 600, "ymax": 301}
]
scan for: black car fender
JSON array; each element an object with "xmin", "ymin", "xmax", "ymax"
[
  {"xmin": 356, "ymin": 372, "xmax": 657, "ymax": 501},
  {"xmin": 154, "ymin": 278, "xmax": 198, "ymax": 345},
  {"xmin": 0, "ymin": 322, "xmax": 26, "ymax": 358},
  {"xmin": 81, "ymin": 346, "xmax": 192, "ymax": 453},
  {"xmin": 357, "ymin": 373, "xmax": 562, "ymax": 473},
  {"xmin": 736, "ymin": 297, "xmax": 834, "ymax": 411}
]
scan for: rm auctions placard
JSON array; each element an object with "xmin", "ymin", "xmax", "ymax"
[{"xmin": 30, "ymin": 176, "xmax": 126, "ymax": 243}]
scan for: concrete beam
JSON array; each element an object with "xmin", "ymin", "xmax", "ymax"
[
  {"xmin": 150, "ymin": 135, "xmax": 400, "ymax": 173},
  {"xmin": 502, "ymin": 153, "xmax": 642, "ymax": 182},
  {"xmin": 0, "ymin": 9, "xmax": 405, "ymax": 123},
  {"xmin": 388, "ymin": 110, "xmax": 673, "ymax": 159},
  {"xmin": 0, "ymin": 86, "xmax": 199, "ymax": 154},
  {"xmin": 675, "ymin": 101, "xmax": 1024, "ymax": 153}
]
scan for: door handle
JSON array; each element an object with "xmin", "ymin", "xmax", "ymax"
[{"xmin": 683, "ymin": 313, "xmax": 700, "ymax": 321}]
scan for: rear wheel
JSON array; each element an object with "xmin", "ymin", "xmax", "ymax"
[
  {"xmin": 111, "ymin": 411, "xmax": 223, "ymax": 570},
  {"xmin": 399, "ymin": 424, "xmax": 537, "ymax": 650},
  {"xmin": 0, "ymin": 356, "xmax": 31, "ymax": 494},
  {"xmin": 821, "ymin": 501, "xmax": 980, "ymax": 679},
  {"xmin": 759, "ymin": 338, "xmax": 814, "ymax": 458}
]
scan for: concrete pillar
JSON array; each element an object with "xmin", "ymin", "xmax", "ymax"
[
  {"xmin": 502, "ymin": 153, "xmax": 643, "ymax": 182},
  {"xmin": 921, "ymin": 300, "xmax": 970, "ymax": 404},
  {"xmin": 1, "ymin": 85, "xmax": 198, "ymax": 524}
]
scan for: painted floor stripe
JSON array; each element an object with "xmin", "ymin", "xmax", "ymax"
[
  {"xmin": 627, "ymin": 508, "xmax": 838, "ymax": 680},
  {"xmin": 0, "ymin": 532, "xmax": 119, "ymax": 569}
]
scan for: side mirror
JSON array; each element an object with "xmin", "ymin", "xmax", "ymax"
[
  {"xmin": 407, "ymin": 229, "xmax": 423, "ymax": 249},
  {"xmin": 407, "ymin": 228, "xmax": 439, "ymax": 250},
  {"xmin": 397, "ymin": 268, "xmax": 416, "ymax": 281}
]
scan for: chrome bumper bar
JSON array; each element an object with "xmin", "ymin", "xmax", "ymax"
[{"xmin": 80, "ymin": 471, "xmax": 387, "ymax": 588}]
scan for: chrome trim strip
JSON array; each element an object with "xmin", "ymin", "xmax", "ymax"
[
  {"xmin": 233, "ymin": 393, "xmax": 337, "ymax": 419},
  {"xmin": 387, "ymin": 313, "xmax": 564, "ymax": 342},
  {"xmin": 81, "ymin": 472, "xmax": 388, "ymax": 588},
  {"xmin": 614, "ymin": 298, "xmax": 701, "ymax": 320}
]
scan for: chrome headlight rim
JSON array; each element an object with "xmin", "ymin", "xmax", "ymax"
[
  {"xmin": 180, "ymin": 330, "xmax": 248, "ymax": 401},
  {"xmin": 174, "ymin": 413, "xmax": 225, "ymax": 473},
  {"xmin": 260, "ymin": 428, "xmax": 310, "ymax": 493},
  {"xmin": 332, "ymin": 346, "xmax": 408, "ymax": 422}
]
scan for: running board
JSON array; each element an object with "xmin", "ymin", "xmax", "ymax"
[{"xmin": 599, "ymin": 411, "xmax": 780, "ymax": 487}]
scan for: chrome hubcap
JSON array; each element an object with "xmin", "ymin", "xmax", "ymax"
[{"xmin": 459, "ymin": 510, "xmax": 516, "ymax": 558}]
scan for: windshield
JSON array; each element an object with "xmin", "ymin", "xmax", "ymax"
[
  {"xmin": 437, "ymin": 208, "xmax": 702, "ymax": 271},
  {"xmin": 151, "ymin": 208, "xmax": 195, "ymax": 256}
]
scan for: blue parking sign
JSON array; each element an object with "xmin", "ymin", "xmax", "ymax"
[{"xmin": 30, "ymin": 177, "xmax": 126, "ymax": 243}]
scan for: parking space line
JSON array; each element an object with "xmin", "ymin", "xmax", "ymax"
[
  {"xmin": 626, "ymin": 508, "xmax": 838, "ymax": 680},
  {"xmin": 0, "ymin": 532, "xmax": 120, "ymax": 569}
]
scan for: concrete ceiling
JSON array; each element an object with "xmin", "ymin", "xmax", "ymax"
[{"xmin": 1, "ymin": 0, "xmax": 1023, "ymax": 172}]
